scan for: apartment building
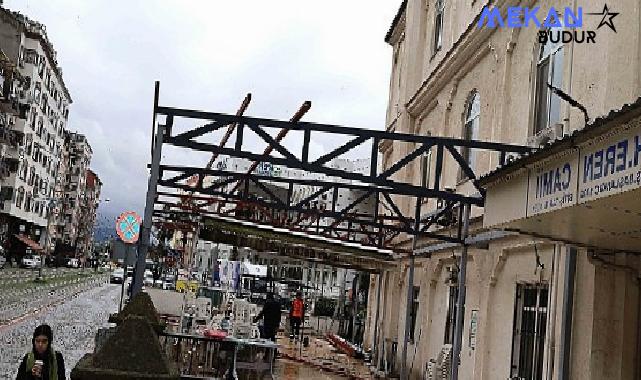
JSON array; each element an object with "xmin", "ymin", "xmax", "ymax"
[
  {"xmin": 209, "ymin": 157, "xmax": 372, "ymax": 298},
  {"xmin": 56, "ymin": 132, "xmax": 92, "ymax": 258},
  {"xmin": 364, "ymin": 1, "xmax": 641, "ymax": 379},
  {"xmin": 0, "ymin": 8, "xmax": 71, "ymax": 261},
  {"xmin": 76, "ymin": 168, "xmax": 101, "ymax": 259}
]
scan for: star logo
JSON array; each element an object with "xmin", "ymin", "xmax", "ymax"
[{"xmin": 587, "ymin": 4, "xmax": 619, "ymax": 33}]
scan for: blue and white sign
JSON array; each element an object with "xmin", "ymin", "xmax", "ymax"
[
  {"xmin": 527, "ymin": 152, "xmax": 578, "ymax": 216},
  {"xmin": 578, "ymin": 122, "xmax": 641, "ymax": 203}
]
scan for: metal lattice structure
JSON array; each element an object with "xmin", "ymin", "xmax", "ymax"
[
  {"xmin": 132, "ymin": 82, "xmax": 533, "ymax": 294},
  {"xmin": 152, "ymin": 108, "xmax": 531, "ymax": 245}
]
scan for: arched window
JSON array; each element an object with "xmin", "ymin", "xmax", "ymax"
[
  {"xmin": 433, "ymin": 0, "xmax": 445, "ymax": 53},
  {"xmin": 462, "ymin": 91, "xmax": 480, "ymax": 174},
  {"xmin": 533, "ymin": 29, "xmax": 564, "ymax": 134}
]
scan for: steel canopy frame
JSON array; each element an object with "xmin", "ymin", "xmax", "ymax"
[
  {"xmin": 135, "ymin": 83, "xmax": 534, "ymax": 380},
  {"xmin": 149, "ymin": 101, "xmax": 531, "ymax": 252}
]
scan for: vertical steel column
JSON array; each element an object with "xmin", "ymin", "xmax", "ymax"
[
  {"xmin": 352, "ymin": 272, "xmax": 360, "ymax": 343},
  {"xmin": 400, "ymin": 196, "xmax": 422, "ymax": 379},
  {"xmin": 318, "ymin": 264, "xmax": 325, "ymax": 334},
  {"xmin": 373, "ymin": 272, "xmax": 383, "ymax": 361},
  {"xmin": 132, "ymin": 81, "xmax": 164, "ymax": 297},
  {"xmin": 451, "ymin": 203, "xmax": 471, "ymax": 380},
  {"xmin": 559, "ymin": 246, "xmax": 577, "ymax": 380}
]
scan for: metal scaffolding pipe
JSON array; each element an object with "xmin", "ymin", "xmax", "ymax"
[
  {"xmin": 229, "ymin": 101, "xmax": 311, "ymax": 195},
  {"xmin": 206, "ymin": 93, "xmax": 252, "ymax": 170}
]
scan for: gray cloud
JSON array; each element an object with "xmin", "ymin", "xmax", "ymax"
[{"xmin": 6, "ymin": 0, "xmax": 398, "ymax": 232}]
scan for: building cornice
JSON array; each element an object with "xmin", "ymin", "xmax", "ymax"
[
  {"xmin": 406, "ymin": 0, "xmax": 520, "ymax": 118},
  {"xmin": 385, "ymin": 0, "xmax": 408, "ymax": 45}
]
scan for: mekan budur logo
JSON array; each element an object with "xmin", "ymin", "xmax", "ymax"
[{"xmin": 477, "ymin": 4, "xmax": 619, "ymax": 44}]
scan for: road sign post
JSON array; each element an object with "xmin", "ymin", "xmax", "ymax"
[{"xmin": 115, "ymin": 211, "xmax": 142, "ymax": 309}]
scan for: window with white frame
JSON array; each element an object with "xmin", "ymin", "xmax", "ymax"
[
  {"xmin": 533, "ymin": 28, "xmax": 564, "ymax": 135},
  {"xmin": 433, "ymin": 0, "xmax": 445, "ymax": 54},
  {"xmin": 510, "ymin": 283, "xmax": 549, "ymax": 380}
]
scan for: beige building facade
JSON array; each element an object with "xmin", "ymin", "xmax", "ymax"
[{"xmin": 364, "ymin": 1, "xmax": 641, "ymax": 379}]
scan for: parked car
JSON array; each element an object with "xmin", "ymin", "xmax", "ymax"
[
  {"xmin": 65, "ymin": 258, "xmax": 80, "ymax": 268},
  {"xmin": 21, "ymin": 255, "xmax": 42, "ymax": 269},
  {"xmin": 163, "ymin": 274, "xmax": 176, "ymax": 290},
  {"xmin": 0, "ymin": 255, "xmax": 6, "ymax": 269},
  {"xmin": 143, "ymin": 273, "xmax": 154, "ymax": 287},
  {"xmin": 110, "ymin": 268, "xmax": 125, "ymax": 284}
]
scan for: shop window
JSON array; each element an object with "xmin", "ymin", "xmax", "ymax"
[
  {"xmin": 533, "ymin": 28, "xmax": 564, "ymax": 135},
  {"xmin": 510, "ymin": 283, "xmax": 549, "ymax": 380},
  {"xmin": 444, "ymin": 282, "xmax": 458, "ymax": 345},
  {"xmin": 433, "ymin": 0, "xmax": 445, "ymax": 54}
]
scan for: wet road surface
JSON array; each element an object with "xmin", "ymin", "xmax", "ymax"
[{"xmin": 0, "ymin": 282, "xmax": 119, "ymax": 379}]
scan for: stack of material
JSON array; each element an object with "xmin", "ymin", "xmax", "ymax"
[{"xmin": 279, "ymin": 335, "xmax": 373, "ymax": 379}]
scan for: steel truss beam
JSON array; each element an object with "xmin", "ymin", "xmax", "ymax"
[{"xmin": 150, "ymin": 92, "xmax": 533, "ymax": 252}]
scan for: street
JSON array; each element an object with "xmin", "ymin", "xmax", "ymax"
[
  {"xmin": 0, "ymin": 280, "xmax": 120, "ymax": 379},
  {"xmin": 0, "ymin": 279, "xmax": 354, "ymax": 379}
]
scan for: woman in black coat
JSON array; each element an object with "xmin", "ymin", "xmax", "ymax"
[{"xmin": 16, "ymin": 324, "xmax": 66, "ymax": 380}]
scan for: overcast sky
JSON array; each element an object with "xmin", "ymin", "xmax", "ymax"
[{"xmin": 5, "ymin": 0, "xmax": 399, "ymax": 232}]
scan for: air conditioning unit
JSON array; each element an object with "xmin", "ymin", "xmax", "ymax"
[
  {"xmin": 527, "ymin": 123, "xmax": 564, "ymax": 148},
  {"xmin": 503, "ymin": 152, "xmax": 521, "ymax": 165}
]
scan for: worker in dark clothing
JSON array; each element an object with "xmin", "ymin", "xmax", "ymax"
[
  {"xmin": 253, "ymin": 292, "xmax": 282, "ymax": 341},
  {"xmin": 289, "ymin": 291, "xmax": 305, "ymax": 339},
  {"xmin": 16, "ymin": 324, "xmax": 66, "ymax": 380}
]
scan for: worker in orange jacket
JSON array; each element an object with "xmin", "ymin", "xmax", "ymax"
[{"xmin": 289, "ymin": 291, "xmax": 305, "ymax": 339}]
